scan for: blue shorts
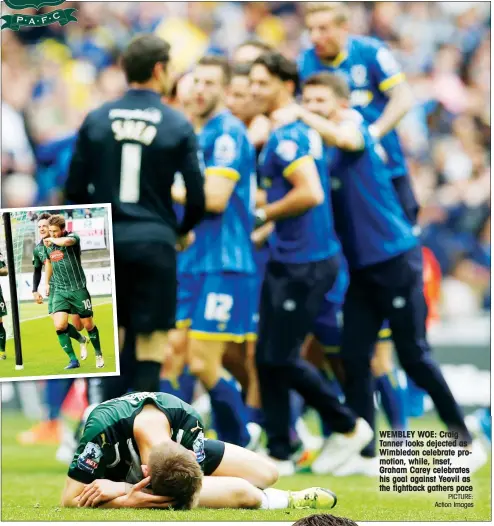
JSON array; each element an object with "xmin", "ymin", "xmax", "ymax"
[
  {"xmin": 313, "ymin": 299, "xmax": 391, "ymax": 354},
  {"xmin": 177, "ymin": 273, "xmax": 257, "ymax": 343}
]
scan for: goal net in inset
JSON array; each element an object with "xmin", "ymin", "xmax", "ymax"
[{"xmin": 0, "ymin": 212, "xmax": 32, "ymax": 369}]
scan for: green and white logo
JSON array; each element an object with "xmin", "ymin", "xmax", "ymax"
[{"xmin": 2, "ymin": 0, "xmax": 77, "ymax": 31}]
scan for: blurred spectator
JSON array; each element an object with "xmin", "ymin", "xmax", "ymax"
[{"xmin": 1, "ymin": 2, "xmax": 490, "ymax": 316}]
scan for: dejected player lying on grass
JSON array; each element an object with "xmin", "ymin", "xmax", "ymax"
[{"xmin": 61, "ymin": 392, "xmax": 337, "ymax": 510}]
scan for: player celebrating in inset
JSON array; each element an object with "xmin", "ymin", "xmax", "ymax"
[
  {"xmin": 61, "ymin": 391, "xmax": 337, "ymax": 511},
  {"xmin": 43, "ymin": 214, "xmax": 104, "ymax": 370},
  {"xmin": 0, "ymin": 252, "xmax": 8, "ymax": 360},
  {"xmin": 33, "ymin": 213, "xmax": 89, "ymax": 358}
]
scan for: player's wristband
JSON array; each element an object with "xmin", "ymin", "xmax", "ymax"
[{"xmin": 255, "ymin": 208, "xmax": 267, "ymax": 229}]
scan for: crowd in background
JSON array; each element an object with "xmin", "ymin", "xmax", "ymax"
[
  {"xmin": 1, "ymin": 2, "xmax": 490, "ymax": 316},
  {"xmin": 27, "ymin": 207, "xmax": 105, "ymax": 221}
]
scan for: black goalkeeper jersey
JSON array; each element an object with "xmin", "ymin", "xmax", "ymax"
[{"xmin": 65, "ymin": 89, "xmax": 205, "ymax": 245}]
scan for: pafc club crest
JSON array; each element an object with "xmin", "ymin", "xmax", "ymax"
[{"xmin": 2, "ymin": 0, "xmax": 77, "ymax": 31}]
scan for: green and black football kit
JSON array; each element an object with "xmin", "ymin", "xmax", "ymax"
[
  {"xmin": 43, "ymin": 232, "xmax": 102, "ymax": 363},
  {"xmin": 68, "ymin": 392, "xmax": 225, "ymax": 484},
  {"xmin": 43, "ymin": 232, "xmax": 93, "ymax": 318}
]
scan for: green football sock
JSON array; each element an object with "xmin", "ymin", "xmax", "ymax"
[
  {"xmin": 87, "ymin": 326, "xmax": 102, "ymax": 356},
  {"xmin": 56, "ymin": 329, "xmax": 77, "ymax": 361},
  {"xmin": 0, "ymin": 323, "xmax": 6, "ymax": 352},
  {"xmin": 67, "ymin": 323, "xmax": 85, "ymax": 343}
]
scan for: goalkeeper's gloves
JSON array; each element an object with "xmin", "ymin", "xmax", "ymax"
[{"xmin": 255, "ymin": 208, "xmax": 268, "ymax": 229}]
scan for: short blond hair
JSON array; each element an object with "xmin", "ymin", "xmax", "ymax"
[
  {"xmin": 304, "ymin": 2, "xmax": 350, "ymax": 24},
  {"xmin": 149, "ymin": 441, "xmax": 203, "ymax": 510},
  {"xmin": 48, "ymin": 214, "xmax": 66, "ymax": 230}
]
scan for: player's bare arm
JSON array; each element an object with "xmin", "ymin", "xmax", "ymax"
[
  {"xmin": 272, "ymin": 105, "xmax": 364, "ymax": 152},
  {"xmin": 256, "ymin": 188, "xmax": 267, "ymax": 208},
  {"xmin": 97, "ymin": 478, "xmax": 175, "ymax": 509},
  {"xmin": 0, "ymin": 265, "xmax": 8, "ymax": 277},
  {"xmin": 259, "ymin": 160, "xmax": 324, "ymax": 222},
  {"xmin": 247, "ymin": 114, "xmax": 271, "ymax": 148},
  {"xmin": 203, "ymin": 174, "xmax": 237, "ymax": 213},
  {"xmin": 45, "ymin": 236, "xmax": 77, "ymax": 247},
  {"xmin": 61, "ymin": 476, "xmax": 124, "ymax": 508},
  {"xmin": 62, "ymin": 475, "xmax": 174, "ymax": 509},
  {"xmin": 173, "ymin": 174, "xmax": 237, "ymax": 214},
  {"xmin": 251, "ymin": 221, "xmax": 274, "ymax": 248},
  {"xmin": 172, "ymin": 183, "xmax": 186, "ymax": 205},
  {"xmin": 368, "ymin": 81, "xmax": 414, "ymax": 140}
]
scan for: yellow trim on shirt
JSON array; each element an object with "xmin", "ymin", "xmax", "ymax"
[
  {"xmin": 322, "ymin": 345, "xmax": 341, "ymax": 355},
  {"xmin": 189, "ymin": 330, "xmax": 256, "ymax": 343},
  {"xmin": 379, "ymin": 73, "xmax": 406, "ymax": 92},
  {"xmin": 176, "ymin": 319, "xmax": 192, "ymax": 329},
  {"xmin": 378, "ymin": 327, "xmax": 392, "ymax": 340},
  {"xmin": 283, "ymin": 155, "xmax": 312, "ymax": 178},
  {"xmin": 323, "ymin": 50, "xmax": 348, "ymax": 68},
  {"xmin": 205, "ymin": 167, "xmax": 240, "ymax": 181}
]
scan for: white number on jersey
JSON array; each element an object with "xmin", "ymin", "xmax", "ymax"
[
  {"xmin": 82, "ymin": 299, "xmax": 92, "ymax": 310},
  {"xmin": 120, "ymin": 143, "xmax": 142, "ymax": 203},
  {"xmin": 204, "ymin": 293, "xmax": 233, "ymax": 322}
]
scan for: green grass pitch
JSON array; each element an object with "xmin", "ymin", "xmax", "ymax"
[
  {"xmin": 2, "ymin": 412, "xmax": 490, "ymax": 521},
  {"xmin": 1, "ymin": 296, "xmax": 117, "ymax": 378}
]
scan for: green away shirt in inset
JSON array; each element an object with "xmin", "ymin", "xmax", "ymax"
[
  {"xmin": 44, "ymin": 232, "xmax": 87, "ymax": 291},
  {"xmin": 33, "ymin": 241, "xmax": 54, "ymax": 286}
]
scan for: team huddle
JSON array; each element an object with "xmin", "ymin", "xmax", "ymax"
[{"xmin": 60, "ymin": 1, "xmax": 487, "ymax": 512}]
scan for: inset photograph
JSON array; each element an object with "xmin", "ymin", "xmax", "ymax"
[{"xmin": 0, "ymin": 204, "xmax": 119, "ymax": 380}]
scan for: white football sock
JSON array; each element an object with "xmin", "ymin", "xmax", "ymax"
[{"xmin": 260, "ymin": 488, "xmax": 290, "ymax": 509}]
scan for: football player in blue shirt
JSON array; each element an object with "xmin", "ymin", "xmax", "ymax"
[
  {"xmin": 273, "ymin": 72, "xmax": 485, "ymax": 474},
  {"xmin": 250, "ymin": 51, "xmax": 372, "ymax": 475},
  {"xmin": 289, "ymin": 79, "xmax": 408, "ymax": 476},
  {"xmin": 298, "ymin": 1, "xmax": 418, "ymax": 224},
  {"xmin": 226, "ymin": 62, "xmax": 271, "ymax": 430},
  {"xmin": 298, "ymin": 0, "xmax": 422, "ymax": 427},
  {"xmin": 172, "ymin": 56, "xmax": 258, "ymax": 450}
]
